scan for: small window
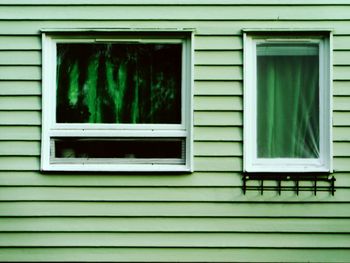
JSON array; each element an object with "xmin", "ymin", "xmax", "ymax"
[
  {"xmin": 244, "ymin": 32, "xmax": 331, "ymax": 172},
  {"xmin": 41, "ymin": 32, "xmax": 193, "ymax": 172}
]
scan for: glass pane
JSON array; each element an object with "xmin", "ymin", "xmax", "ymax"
[
  {"xmin": 257, "ymin": 44, "xmax": 319, "ymax": 158},
  {"xmin": 56, "ymin": 43, "xmax": 182, "ymax": 124},
  {"xmin": 53, "ymin": 137, "xmax": 185, "ymax": 160}
]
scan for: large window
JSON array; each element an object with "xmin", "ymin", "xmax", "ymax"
[
  {"xmin": 244, "ymin": 32, "xmax": 331, "ymax": 172},
  {"xmin": 41, "ymin": 32, "xmax": 193, "ymax": 172}
]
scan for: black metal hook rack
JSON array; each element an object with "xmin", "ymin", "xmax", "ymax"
[{"xmin": 242, "ymin": 174, "xmax": 336, "ymax": 196}]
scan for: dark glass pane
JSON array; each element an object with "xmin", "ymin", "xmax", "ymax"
[
  {"xmin": 53, "ymin": 137, "xmax": 184, "ymax": 160},
  {"xmin": 257, "ymin": 44, "xmax": 319, "ymax": 158},
  {"xmin": 56, "ymin": 43, "xmax": 182, "ymax": 124}
]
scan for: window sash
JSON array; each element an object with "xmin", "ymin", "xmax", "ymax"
[
  {"xmin": 243, "ymin": 33, "xmax": 332, "ymax": 173},
  {"xmin": 49, "ymin": 37, "xmax": 189, "ymax": 128}
]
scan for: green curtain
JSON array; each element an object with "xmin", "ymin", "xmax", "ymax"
[
  {"xmin": 257, "ymin": 44, "xmax": 319, "ymax": 158},
  {"xmin": 56, "ymin": 43, "xmax": 182, "ymax": 124}
]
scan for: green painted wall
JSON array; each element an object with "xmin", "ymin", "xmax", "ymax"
[{"xmin": 0, "ymin": 0, "xmax": 350, "ymax": 262}]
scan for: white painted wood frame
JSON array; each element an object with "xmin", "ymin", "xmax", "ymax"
[
  {"xmin": 243, "ymin": 31, "xmax": 332, "ymax": 173},
  {"xmin": 41, "ymin": 30, "xmax": 193, "ymax": 172}
]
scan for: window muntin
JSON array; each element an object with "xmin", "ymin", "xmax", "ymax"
[
  {"xmin": 244, "ymin": 33, "xmax": 331, "ymax": 172},
  {"xmin": 41, "ymin": 33, "xmax": 192, "ymax": 172}
]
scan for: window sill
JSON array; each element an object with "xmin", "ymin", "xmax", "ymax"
[
  {"xmin": 41, "ymin": 163, "xmax": 192, "ymax": 172},
  {"xmin": 244, "ymin": 163, "xmax": 331, "ymax": 173}
]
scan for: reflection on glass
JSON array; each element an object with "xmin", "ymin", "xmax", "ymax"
[
  {"xmin": 56, "ymin": 43, "xmax": 182, "ymax": 124},
  {"xmin": 257, "ymin": 44, "xmax": 319, "ymax": 158}
]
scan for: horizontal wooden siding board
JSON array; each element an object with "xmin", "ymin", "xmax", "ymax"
[
  {"xmin": 0, "ymin": 81, "xmax": 41, "ymax": 95},
  {"xmin": 0, "ymin": 171, "xmax": 350, "ymax": 187},
  {"xmin": 1, "ymin": 232, "xmax": 350, "ymax": 248},
  {"xmin": 0, "ymin": 111, "xmax": 41, "ymax": 125},
  {"xmin": 0, "ymin": 21, "xmax": 350, "ymax": 35},
  {"xmin": 0, "ymin": 187, "xmax": 347, "ymax": 202},
  {"xmin": 0, "ymin": 66, "xmax": 41, "ymax": 80},
  {"xmin": 2, "ymin": 6, "xmax": 350, "ymax": 20},
  {"xmin": 1, "ymin": 202, "xmax": 350, "ymax": 217},
  {"xmin": 0, "ymin": 96, "xmax": 41, "ymax": 110},
  {"xmin": 0, "ymin": 127, "xmax": 41, "ymax": 140},
  {"xmin": 2, "ymin": 0, "xmax": 350, "ymax": 5},
  {"xmin": 0, "ymin": 172, "xmax": 243, "ymax": 187},
  {"xmin": 0, "ymin": 217, "xmax": 349, "ymax": 233},
  {"xmin": 194, "ymin": 81, "xmax": 242, "ymax": 96},
  {"xmin": 0, "ymin": 247, "xmax": 350, "ymax": 263},
  {"xmin": 0, "ymin": 51, "xmax": 41, "ymax": 65}
]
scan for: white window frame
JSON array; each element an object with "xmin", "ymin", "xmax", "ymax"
[
  {"xmin": 243, "ymin": 31, "xmax": 332, "ymax": 173},
  {"xmin": 41, "ymin": 30, "xmax": 193, "ymax": 172}
]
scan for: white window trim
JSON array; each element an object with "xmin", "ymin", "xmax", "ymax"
[
  {"xmin": 41, "ymin": 31, "xmax": 193, "ymax": 172},
  {"xmin": 243, "ymin": 31, "xmax": 332, "ymax": 173}
]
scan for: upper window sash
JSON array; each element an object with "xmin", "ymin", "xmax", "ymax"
[{"xmin": 43, "ymin": 34, "xmax": 191, "ymax": 131}]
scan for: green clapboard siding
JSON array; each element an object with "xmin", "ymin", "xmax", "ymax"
[
  {"xmin": 0, "ymin": 187, "xmax": 350, "ymax": 202},
  {"xmin": 0, "ymin": 126, "xmax": 41, "ymax": 140},
  {"xmin": 334, "ymin": 127, "xmax": 350, "ymax": 141},
  {"xmin": 0, "ymin": 0, "xmax": 350, "ymax": 5},
  {"xmin": 194, "ymin": 96, "xmax": 242, "ymax": 111},
  {"xmin": 194, "ymin": 127, "xmax": 242, "ymax": 141},
  {"xmin": 1, "ymin": 6, "xmax": 350, "ymax": 20},
  {"xmin": 0, "ymin": 51, "xmax": 41, "ymax": 65},
  {"xmin": 195, "ymin": 65, "xmax": 242, "ymax": 80},
  {"xmin": 0, "ymin": 141, "xmax": 40, "ymax": 155},
  {"xmin": 0, "ymin": 111, "xmax": 41, "ymax": 125},
  {"xmin": 334, "ymin": 96, "xmax": 350, "ymax": 111},
  {"xmin": 194, "ymin": 111, "xmax": 242, "ymax": 126},
  {"xmin": 0, "ymin": 217, "xmax": 349, "ymax": 233},
  {"xmin": 333, "ymin": 51, "xmax": 350, "ymax": 66},
  {"xmin": 195, "ymin": 35, "xmax": 243, "ymax": 50},
  {"xmin": 1, "ymin": 233, "xmax": 350, "ymax": 248},
  {"xmin": 334, "ymin": 142, "xmax": 350, "ymax": 156},
  {"xmin": 194, "ymin": 81, "xmax": 242, "ymax": 95},
  {"xmin": 0, "ymin": 96, "xmax": 41, "ymax": 110},
  {"xmin": 334, "ymin": 112, "xmax": 350, "ymax": 126},
  {"xmin": 0, "ymin": 66, "xmax": 41, "ymax": 80},
  {"xmin": 0, "ymin": 248, "xmax": 350, "ymax": 263},
  {"xmin": 0, "ymin": 36, "xmax": 41, "ymax": 50},
  {"xmin": 0, "ymin": 1, "xmax": 349, "ymax": 263},
  {"xmin": 0, "ymin": 157, "xmax": 39, "ymax": 170},
  {"xmin": 1, "ymin": 202, "xmax": 350, "ymax": 217},
  {"xmin": 334, "ymin": 66, "xmax": 350, "ymax": 80},
  {"xmin": 0, "ymin": 81, "xmax": 41, "ymax": 95},
  {"xmin": 333, "ymin": 81, "xmax": 350, "ymax": 96},
  {"xmin": 195, "ymin": 51, "xmax": 243, "ymax": 65},
  {"xmin": 1, "ymin": 21, "xmax": 350, "ymax": 35}
]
